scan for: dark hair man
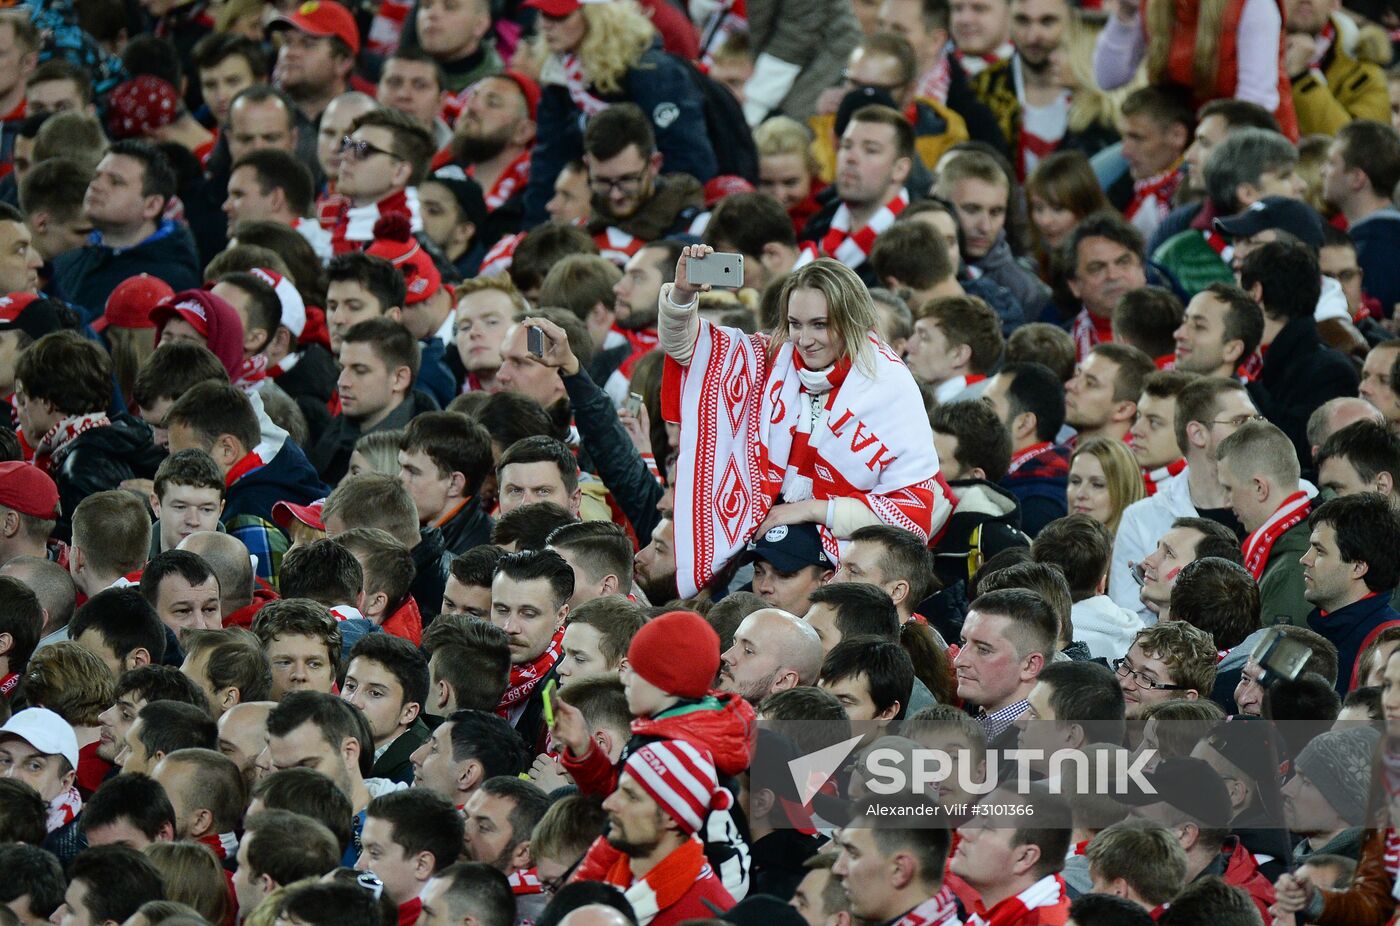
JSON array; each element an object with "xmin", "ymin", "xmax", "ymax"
[
  {"xmin": 55, "ymin": 845, "xmax": 165, "ymax": 926},
  {"xmin": 341, "ymin": 634, "xmax": 431, "ymax": 785},
  {"xmin": 490, "ymin": 549, "xmax": 573, "ymax": 751},
  {"xmin": 1321, "ymin": 120, "xmax": 1400, "ymax": 315},
  {"xmin": 952, "ymin": 589, "xmax": 1057, "ymax": 747},
  {"xmin": 354, "ymin": 789, "xmax": 464, "ymax": 924},
  {"xmin": 981, "ymin": 361, "xmax": 1068, "ymax": 536}
]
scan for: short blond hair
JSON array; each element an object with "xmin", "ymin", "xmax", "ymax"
[
  {"xmin": 456, "ymin": 274, "xmax": 530, "ymax": 315},
  {"xmin": 754, "ymin": 115, "xmax": 819, "ymax": 174},
  {"xmin": 23, "ymin": 641, "xmax": 115, "ymax": 725}
]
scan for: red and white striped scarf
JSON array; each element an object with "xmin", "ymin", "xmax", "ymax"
[
  {"xmin": 820, "ymin": 189, "xmax": 908, "ymax": 268},
  {"xmin": 480, "ymin": 231, "xmax": 523, "ymax": 277},
  {"xmin": 1203, "ymin": 228, "xmax": 1235, "ymax": 264},
  {"xmin": 914, "ymin": 53, "xmax": 952, "ymax": 104},
  {"xmin": 330, "ymin": 188, "xmax": 423, "ymax": 255},
  {"xmin": 601, "ymin": 836, "xmax": 711, "ymax": 926},
  {"xmin": 1241, "ymin": 490, "xmax": 1311, "ymax": 581},
  {"xmin": 197, "ymin": 831, "xmax": 240, "ymax": 860},
  {"xmin": 1125, "ymin": 165, "xmax": 1184, "ymax": 230},
  {"xmin": 509, "ymin": 868, "xmax": 544, "ymax": 895},
  {"xmin": 966, "ymin": 874, "xmax": 1068, "ymax": 926},
  {"xmin": 366, "ymin": 0, "xmax": 411, "ymax": 55},
  {"xmin": 596, "ymin": 227, "xmax": 647, "ymax": 266},
  {"xmin": 35, "ymin": 412, "xmax": 109, "ymax": 472},
  {"xmin": 1007, "ymin": 441, "xmax": 1053, "ymax": 476},
  {"xmin": 0, "ymin": 673, "xmax": 17, "ymax": 697},
  {"xmin": 497, "ymin": 625, "xmax": 565, "ymax": 714},
  {"xmin": 1310, "ymin": 20, "xmax": 1336, "ymax": 71},
  {"xmin": 1070, "ymin": 308, "xmax": 1112, "ymax": 362},
  {"xmin": 562, "ymin": 53, "xmax": 609, "ymax": 117},
  {"xmin": 952, "ymin": 42, "xmax": 1014, "ymax": 75},
  {"xmin": 46, "ymin": 786, "xmax": 82, "ymax": 833},
  {"xmin": 664, "ymin": 301, "xmax": 953, "ymax": 597},
  {"xmin": 1385, "ymin": 828, "xmax": 1400, "ymax": 885},
  {"xmin": 235, "ymin": 354, "xmax": 271, "ymax": 392},
  {"xmin": 1142, "ymin": 457, "xmax": 1186, "ymax": 496},
  {"xmin": 893, "ymin": 890, "xmax": 962, "ymax": 926},
  {"xmin": 470, "ymin": 151, "xmax": 532, "ymax": 212}
]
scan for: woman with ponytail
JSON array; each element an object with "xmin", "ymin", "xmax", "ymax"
[{"xmin": 1092, "ymin": 0, "xmax": 1298, "ymax": 140}]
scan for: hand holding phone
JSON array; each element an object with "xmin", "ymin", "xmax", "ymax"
[
  {"xmin": 686, "ymin": 251, "xmax": 744, "ymax": 289},
  {"xmin": 626, "ymin": 393, "xmax": 644, "ymax": 416},
  {"xmin": 527, "ymin": 326, "xmax": 546, "ymax": 358}
]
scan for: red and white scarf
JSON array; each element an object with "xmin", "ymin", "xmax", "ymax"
[
  {"xmin": 330, "ymin": 188, "xmax": 423, "ymax": 255},
  {"xmin": 480, "ymin": 231, "xmax": 523, "ymax": 277},
  {"xmin": 934, "ymin": 374, "xmax": 986, "ymax": 405},
  {"xmin": 953, "ymin": 42, "xmax": 1014, "ymax": 75},
  {"xmin": 470, "ymin": 151, "xmax": 532, "ymax": 212},
  {"xmin": 596, "ymin": 227, "xmax": 647, "ymax": 266},
  {"xmin": 1241, "ymin": 490, "xmax": 1311, "ymax": 581},
  {"xmin": 47, "ymin": 786, "xmax": 82, "ymax": 833},
  {"xmin": 34, "ymin": 412, "xmax": 109, "ymax": 471},
  {"xmin": 1007, "ymin": 441, "xmax": 1053, "ymax": 476},
  {"xmin": 819, "ymin": 189, "xmax": 908, "ymax": 269},
  {"xmin": 601, "ymin": 836, "xmax": 712, "ymax": 926},
  {"xmin": 893, "ymin": 890, "xmax": 962, "ymax": 926},
  {"xmin": 0, "ymin": 672, "xmax": 18, "ymax": 697},
  {"xmin": 509, "ymin": 868, "xmax": 545, "ymax": 896},
  {"xmin": 497, "ymin": 625, "xmax": 565, "ymax": 714},
  {"xmin": 197, "ymin": 831, "xmax": 240, "ymax": 860},
  {"xmin": 914, "ymin": 53, "xmax": 952, "ymax": 104},
  {"xmin": 235, "ymin": 354, "xmax": 271, "ymax": 392},
  {"xmin": 1142, "ymin": 457, "xmax": 1186, "ymax": 496},
  {"xmin": 966, "ymin": 874, "xmax": 1069, "ymax": 926},
  {"xmin": 1310, "ymin": 20, "xmax": 1336, "ymax": 72},
  {"xmin": 1070, "ymin": 308, "xmax": 1113, "ymax": 362},
  {"xmin": 664, "ymin": 301, "xmax": 953, "ymax": 597},
  {"xmin": 562, "ymin": 53, "xmax": 609, "ymax": 117},
  {"xmin": 1203, "ymin": 228, "xmax": 1235, "ymax": 264},
  {"xmin": 1125, "ymin": 164, "xmax": 1184, "ymax": 232}
]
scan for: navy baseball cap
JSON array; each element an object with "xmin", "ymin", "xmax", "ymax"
[
  {"xmin": 745, "ymin": 522, "xmax": 831, "ymax": 574},
  {"xmin": 1213, "ymin": 196, "xmax": 1325, "ymax": 250}
]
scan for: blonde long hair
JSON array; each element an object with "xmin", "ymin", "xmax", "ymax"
[
  {"xmin": 577, "ymin": 1, "xmax": 655, "ymax": 96},
  {"xmin": 1070, "ymin": 436, "xmax": 1145, "ymax": 536},
  {"xmin": 770, "ymin": 259, "xmax": 878, "ymax": 375},
  {"xmin": 1145, "ymin": 0, "xmax": 1225, "ymax": 100},
  {"xmin": 1065, "ymin": 14, "xmax": 1142, "ymax": 134}
]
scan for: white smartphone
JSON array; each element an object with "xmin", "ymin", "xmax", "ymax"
[{"xmin": 688, "ymin": 251, "xmax": 744, "ymax": 289}]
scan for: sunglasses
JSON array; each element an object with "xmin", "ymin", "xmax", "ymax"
[{"xmin": 339, "ymin": 136, "xmax": 401, "ymax": 162}]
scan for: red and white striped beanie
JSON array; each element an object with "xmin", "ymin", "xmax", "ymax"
[{"xmin": 622, "ymin": 739, "xmax": 733, "ymax": 835}]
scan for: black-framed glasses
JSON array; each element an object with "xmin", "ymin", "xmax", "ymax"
[
  {"xmin": 588, "ymin": 171, "xmax": 647, "ymax": 195},
  {"xmin": 539, "ymin": 854, "xmax": 584, "ymax": 894},
  {"xmin": 1112, "ymin": 657, "xmax": 1188, "ymax": 691},
  {"xmin": 339, "ymin": 136, "xmax": 401, "ymax": 162}
]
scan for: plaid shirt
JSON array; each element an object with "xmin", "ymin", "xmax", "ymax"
[
  {"xmin": 978, "ymin": 698, "xmax": 1029, "ymax": 743},
  {"xmin": 226, "ymin": 514, "xmax": 289, "ymax": 587}
]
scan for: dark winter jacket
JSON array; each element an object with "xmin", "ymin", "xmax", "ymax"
[
  {"xmin": 1248, "ymin": 316, "xmax": 1360, "ymax": 466},
  {"xmin": 1309, "ymin": 592, "xmax": 1400, "ymax": 695},
  {"xmin": 410, "ymin": 525, "xmax": 451, "ymax": 618},
  {"xmin": 310, "ymin": 390, "xmax": 441, "ymax": 485},
  {"xmin": 52, "ymin": 414, "xmax": 164, "ymax": 541},
  {"xmin": 438, "ymin": 496, "xmax": 493, "ymax": 557},
  {"xmin": 562, "ymin": 367, "xmax": 663, "ymax": 543},
  {"xmin": 54, "ymin": 221, "xmax": 202, "ymax": 321}
]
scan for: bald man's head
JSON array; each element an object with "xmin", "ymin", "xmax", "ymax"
[
  {"xmin": 1309, "ymin": 396, "xmax": 1385, "ymax": 461},
  {"xmin": 179, "ymin": 531, "xmax": 256, "ymax": 612},
  {"xmin": 719, "ymin": 608, "xmax": 825, "ymax": 704},
  {"xmin": 558, "ymin": 905, "xmax": 634, "ymax": 926}
]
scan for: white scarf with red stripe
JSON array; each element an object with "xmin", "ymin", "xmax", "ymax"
[
  {"xmin": 596, "ymin": 227, "xmax": 647, "ymax": 265},
  {"xmin": 562, "ymin": 53, "xmax": 609, "ymax": 117},
  {"xmin": 1124, "ymin": 164, "xmax": 1184, "ymax": 233},
  {"xmin": 1070, "ymin": 308, "xmax": 1112, "ymax": 362},
  {"xmin": 35, "ymin": 412, "xmax": 109, "ymax": 471},
  {"xmin": 1241, "ymin": 490, "xmax": 1311, "ymax": 581},
  {"xmin": 331, "ymin": 188, "xmax": 423, "ymax": 255},
  {"xmin": 480, "ymin": 231, "xmax": 523, "ymax": 276},
  {"xmin": 1007, "ymin": 441, "xmax": 1053, "ymax": 476},
  {"xmin": 914, "ymin": 53, "xmax": 952, "ymax": 104},
  {"xmin": 1142, "ymin": 457, "xmax": 1186, "ymax": 496},
  {"xmin": 820, "ymin": 189, "xmax": 908, "ymax": 269},
  {"xmin": 665, "ymin": 291, "xmax": 952, "ymax": 597},
  {"xmin": 470, "ymin": 151, "xmax": 531, "ymax": 212},
  {"xmin": 966, "ymin": 874, "xmax": 1068, "ymax": 926},
  {"xmin": 47, "ymin": 786, "xmax": 82, "ymax": 833},
  {"xmin": 893, "ymin": 890, "xmax": 963, "ymax": 926}
]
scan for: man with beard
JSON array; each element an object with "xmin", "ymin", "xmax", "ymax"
[
  {"xmin": 719, "ymin": 609, "xmax": 825, "ymax": 705},
  {"xmin": 610, "ymin": 242, "xmax": 678, "ymax": 368},
  {"xmin": 583, "ymin": 104, "xmax": 703, "ymax": 265},
  {"xmin": 434, "ymin": 72, "xmax": 538, "ymax": 248},
  {"xmin": 576, "ymin": 741, "xmax": 736, "ymax": 924},
  {"xmin": 633, "ymin": 518, "xmax": 678, "ymax": 605},
  {"xmin": 970, "ymin": 0, "xmax": 1076, "ymax": 174},
  {"xmin": 461, "ymin": 776, "xmax": 550, "ymax": 922}
]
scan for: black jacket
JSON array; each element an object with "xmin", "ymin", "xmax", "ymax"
[
  {"xmin": 410, "ymin": 525, "xmax": 451, "ymax": 618},
  {"xmin": 310, "ymin": 390, "xmax": 440, "ymax": 485},
  {"xmin": 438, "ymin": 496, "xmax": 493, "ymax": 557},
  {"xmin": 750, "ymin": 829, "xmax": 824, "ymax": 901},
  {"xmin": 371, "ymin": 718, "xmax": 431, "ymax": 785},
  {"xmin": 52, "ymin": 415, "xmax": 164, "ymax": 541},
  {"xmin": 561, "ymin": 367, "xmax": 663, "ymax": 543},
  {"xmin": 54, "ymin": 222, "xmax": 202, "ymax": 321},
  {"xmin": 1247, "ymin": 317, "xmax": 1360, "ymax": 465}
]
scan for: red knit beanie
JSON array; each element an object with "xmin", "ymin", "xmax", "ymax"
[{"xmin": 627, "ymin": 610, "xmax": 720, "ymax": 699}]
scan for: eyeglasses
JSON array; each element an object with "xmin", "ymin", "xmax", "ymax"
[
  {"xmin": 1210, "ymin": 414, "xmax": 1266, "ymax": 428},
  {"xmin": 339, "ymin": 136, "xmax": 402, "ymax": 162},
  {"xmin": 1112, "ymin": 657, "xmax": 1188, "ymax": 691},
  {"xmin": 539, "ymin": 856, "xmax": 584, "ymax": 894},
  {"xmin": 588, "ymin": 171, "xmax": 648, "ymax": 195}
]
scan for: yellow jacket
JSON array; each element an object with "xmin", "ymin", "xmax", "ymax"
[
  {"xmin": 808, "ymin": 97, "xmax": 969, "ymax": 184},
  {"xmin": 1292, "ymin": 12, "xmax": 1392, "ymax": 136}
]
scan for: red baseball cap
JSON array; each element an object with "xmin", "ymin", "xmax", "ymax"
[
  {"xmin": 500, "ymin": 70, "xmax": 541, "ymax": 121},
  {"xmin": 97, "ymin": 274, "xmax": 174, "ymax": 331},
  {"xmin": 272, "ymin": 498, "xmax": 325, "ymax": 531},
  {"xmin": 0, "ymin": 462, "xmax": 59, "ymax": 520},
  {"xmin": 268, "ymin": 0, "xmax": 360, "ymax": 56}
]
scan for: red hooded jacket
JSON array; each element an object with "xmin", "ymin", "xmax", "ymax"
[{"xmin": 151, "ymin": 289, "xmax": 247, "ymax": 381}]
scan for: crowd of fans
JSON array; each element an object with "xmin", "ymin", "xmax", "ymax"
[{"xmin": 0, "ymin": 0, "xmax": 1399, "ymax": 924}]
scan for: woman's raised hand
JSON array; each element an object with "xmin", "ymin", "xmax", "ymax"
[{"xmin": 673, "ymin": 244, "xmax": 715, "ymax": 304}]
